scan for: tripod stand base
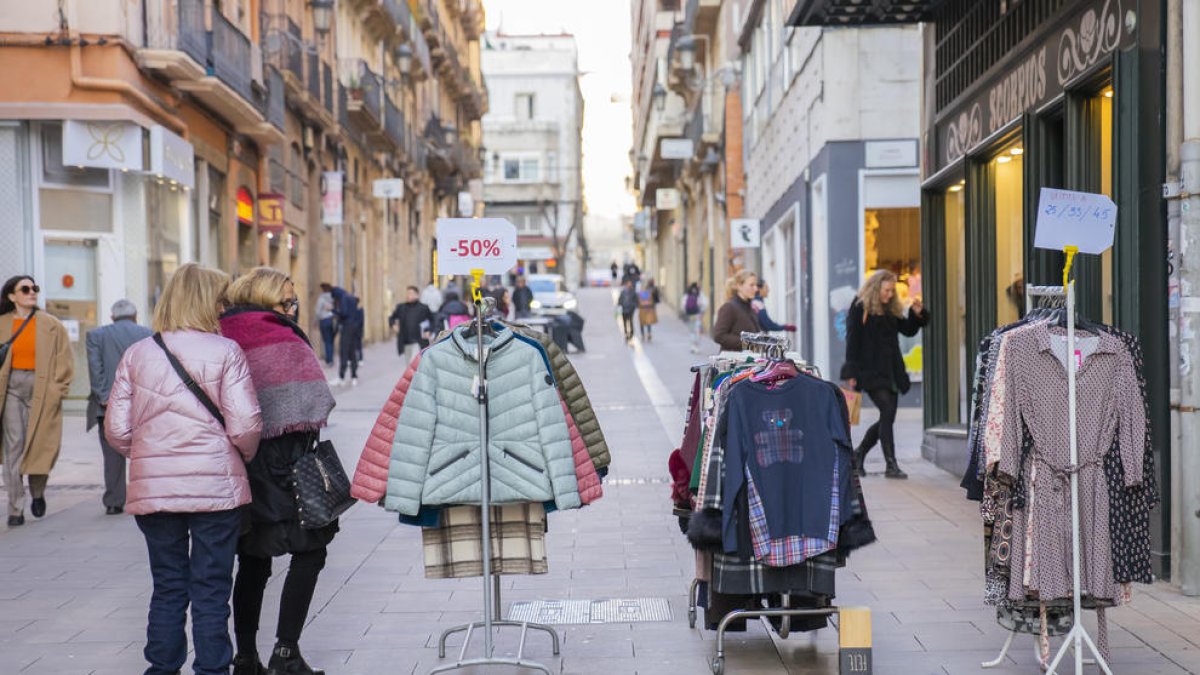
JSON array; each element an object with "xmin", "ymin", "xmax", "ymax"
[
  {"xmin": 1044, "ymin": 623, "xmax": 1111, "ymax": 675},
  {"xmin": 431, "ymin": 619, "xmax": 561, "ymax": 674}
]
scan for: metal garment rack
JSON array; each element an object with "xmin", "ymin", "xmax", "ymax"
[
  {"xmin": 429, "ymin": 291, "xmax": 561, "ymax": 675},
  {"xmin": 980, "ymin": 277, "xmax": 1110, "ymax": 674}
]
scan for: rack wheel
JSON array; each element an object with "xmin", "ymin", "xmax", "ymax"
[
  {"xmin": 688, "ymin": 608, "xmax": 697, "ymax": 628},
  {"xmin": 710, "ymin": 656, "xmax": 724, "ymax": 675}
]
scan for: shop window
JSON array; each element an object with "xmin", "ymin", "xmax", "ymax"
[
  {"xmin": 146, "ymin": 181, "xmax": 183, "ymax": 314},
  {"xmin": 38, "ymin": 123, "xmax": 113, "ymax": 233},
  {"xmin": 993, "ymin": 142, "xmax": 1024, "ymax": 325},
  {"xmin": 945, "ymin": 182, "xmax": 967, "ymax": 424},
  {"xmin": 863, "ymin": 205, "xmax": 921, "ymax": 381}
]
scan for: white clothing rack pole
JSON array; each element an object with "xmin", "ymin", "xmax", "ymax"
[{"xmin": 429, "ymin": 292, "xmax": 559, "ymax": 675}]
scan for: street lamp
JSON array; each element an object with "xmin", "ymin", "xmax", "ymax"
[
  {"xmin": 652, "ymin": 83, "xmax": 667, "ymax": 112},
  {"xmin": 311, "ymin": 0, "xmax": 335, "ymax": 37},
  {"xmin": 394, "ymin": 43, "xmax": 413, "ymax": 76}
]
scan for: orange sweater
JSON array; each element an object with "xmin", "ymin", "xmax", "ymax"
[{"xmin": 10, "ymin": 316, "xmax": 36, "ymax": 370}]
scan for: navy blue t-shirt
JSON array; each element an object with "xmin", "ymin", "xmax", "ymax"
[{"xmin": 721, "ymin": 374, "xmax": 851, "ymax": 553}]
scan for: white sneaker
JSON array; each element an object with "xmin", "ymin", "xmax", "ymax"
[
  {"xmin": 328, "ymin": 377, "xmax": 342, "ymax": 386},
  {"xmin": 351, "ymin": 378, "xmax": 359, "ymax": 386}
]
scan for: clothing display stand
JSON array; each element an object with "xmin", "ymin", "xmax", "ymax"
[
  {"xmin": 981, "ymin": 282, "xmax": 1092, "ymax": 670},
  {"xmin": 430, "ymin": 271, "xmax": 561, "ymax": 675}
]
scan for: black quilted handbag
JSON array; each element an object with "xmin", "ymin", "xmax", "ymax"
[{"xmin": 292, "ymin": 437, "xmax": 355, "ymax": 529}]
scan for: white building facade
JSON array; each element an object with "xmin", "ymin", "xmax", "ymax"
[{"xmin": 481, "ymin": 33, "xmax": 584, "ymax": 286}]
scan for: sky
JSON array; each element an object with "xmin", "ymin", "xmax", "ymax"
[{"xmin": 483, "ymin": 0, "xmax": 637, "ymax": 219}]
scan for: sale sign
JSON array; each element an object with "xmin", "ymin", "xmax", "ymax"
[
  {"xmin": 436, "ymin": 218, "xmax": 518, "ymax": 275},
  {"xmin": 1033, "ymin": 188, "xmax": 1117, "ymax": 254}
]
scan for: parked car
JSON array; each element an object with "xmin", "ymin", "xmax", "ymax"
[
  {"xmin": 527, "ymin": 274, "xmax": 577, "ymax": 315},
  {"xmin": 585, "ymin": 268, "xmax": 613, "ymax": 287}
]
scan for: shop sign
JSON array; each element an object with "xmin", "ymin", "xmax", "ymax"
[
  {"xmin": 322, "ymin": 171, "xmax": 344, "ymax": 225},
  {"xmin": 436, "ymin": 218, "xmax": 518, "ymax": 275},
  {"xmin": 933, "ymin": 0, "xmax": 1134, "ymax": 173},
  {"xmin": 1033, "ymin": 188, "xmax": 1117, "ymax": 254},
  {"xmin": 62, "ymin": 120, "xmax": 144, "ymax": 172},
  {"xmin": 258, "ymin": 193, "xmax": 285, "ymax": 237},
  {"xmin": 236, "ymin": 187, "xmax": 255, "ymax": 225},
  {"xmin": 149, "ymin": 125, "xmax": 195, "ymax": 189},
  {"xmin": 656, "ymin": 188, "xmax": 680, "ymax": 210},
  {"xmin": 865, "ymin": 140, "xmax": 917, "ymax": 168},
  {"xmin": 660, "ymin": 138, "xmax": 694, "ymax": 159},
  {"xmin": 730, "ymin": 218, "xmax": 762, "ymax": 249},
  {"xmin": 373, "ymin": 178, "xmax": 404, "ymax": 199}
]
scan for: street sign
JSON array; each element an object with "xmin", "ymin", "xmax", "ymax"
[
  {"xmin": 656, "ymin": 188, "xmax": 680, "ymax": 210},
  {"xmin": 1033, "ymin": 187, "xmax": 1117, "ymax": 254},
  {"xmin": 660, "ymin": 138, "xmax": 694, "ymax": 159},
  {"xmin": 730, "ymin": 218, "xmax": 761, "ymax": 248},
  {"xmin": 436, "ymin": 218, "xmax": 518, "ymax": 275},
  {"xmin": 373, "ymin": 178, "xmax": 404, "ymax": 199}
]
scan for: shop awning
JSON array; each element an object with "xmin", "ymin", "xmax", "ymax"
[{"xmin": 786, "ymin": 0, "xmax": 945, "ymax": 26}]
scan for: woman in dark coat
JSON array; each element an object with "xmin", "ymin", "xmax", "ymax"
[
  {"xmin": 711, "ymin": 270, "xmax": 763, "ymax": 351},
  {"xmin": 841, "ymin": 269, "xmax": 928, "ymax": 479},
  {"xmin": 220, "ymin": 268, "xmax": 337, "ymax": 675}
]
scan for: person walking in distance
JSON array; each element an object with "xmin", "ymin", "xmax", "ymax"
[
  {"xmin": 511, "ymin": 276, "xmax": 535, "ymax": 319},
  {"xmin": 682, "ymin": 282, "xmax": 709, "ymax": 354},
  {"xmin": 711, "ymin": 270, "xmax": 763, "ymax": 351},
  {"xmin": 313, "ymin": 284, "xmax": 336, "ymax": 367},
  {"xmin": 752, "ymin": 280, "xmax": 797, "ymax": 334},
  {"xmin": 638, "ymin": 278, "xmax": 660, "ymax": 342},
  {"xmin": 218, "ymin": 268, "xmax": 338, "ymax": 675},
  {"xmin": 389, "ymin": 286, "xmax": 433, "ymax": 366},
  {"xmin": 0, "ymin": 275, "xmax": 73, "ymax": 527},
  {"xmin": 841, "ymin": 269, "xmax": 929, "ymax": 479},
  {"xmin": 610, "ymin": 261, "xmax": 619, "ymax": 284},
  {"xmin": 85, "ymin": 299, "xmax": 152, "ymax": 515},
  {"xmin": 105, "ymin": 263, "xmax": 262, "ymax": 675},
  {"xmin": 330, "ymin": 287, "xmax": 362, "ymax": 386},
  {"xmin": 617, "ymin": 279, "xmax": 639, "ymax": 342}
]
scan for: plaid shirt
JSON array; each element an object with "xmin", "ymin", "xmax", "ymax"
[{"xmin": 746, "ymin": 458, "xmax": 839, "ymax": 567}]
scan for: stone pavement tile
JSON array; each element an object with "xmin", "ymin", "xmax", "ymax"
[
  {"xmin": 910, "ymin": 621, "xmax": 986, "ymax": 651},
  {"xmin": 380, "ymin": 590, "xmax": 456, "ymax": 613}
]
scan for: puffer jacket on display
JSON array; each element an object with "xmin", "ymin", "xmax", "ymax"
[
  {"xmin": 560, "ymin": 400, "xmax": 602, "ymax": 504},
  {"xmin": 105, "ymin": 330, "xmax": 263, "ymax": 515},
  {"xmin": 352, "ymin": 352, "xmax": 422, "ymax": 504},
  {"xmin": 386, "ymin": 326, "xmax": 580, "ymax": 516},
  {"xmin": 509, "ymin": 324, "xmax": 611, "ymax": 471}
]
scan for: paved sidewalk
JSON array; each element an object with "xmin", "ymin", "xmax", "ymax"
[{"xmin": 1, "ymin": 290, "xmax": 1200, "ymax": 674}]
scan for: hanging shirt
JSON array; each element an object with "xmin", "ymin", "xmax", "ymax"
[{"xmin": 721, "ymin": 375, "xmax": 849, "ymax": 553}]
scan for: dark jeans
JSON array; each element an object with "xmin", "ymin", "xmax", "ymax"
[
  {"xmin": 858, "ymin": 388, "xmax": 899, "ymax": 462},
  {"xmin": 621, "ymin": 312, "xmax": 635, "ymax": 340},
  {"xmin": 136, "ymin": 509, "xmax": 241, "ymax": 675},
  {"xmin": 233, "ymin": 548, "xmax": 328, "ymax": 653},
  {"xmin": 97, "ymin": 419, "xmax": 126, "ymax": 508},
  {"xmin": 318, "ymin": 318, "xmax": 336, "ymax": 365},
  {"xmin": 338, "ymin": 324, "xmax": 362, "ymax": 379}
]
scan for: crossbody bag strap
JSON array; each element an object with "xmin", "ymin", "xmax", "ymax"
[
  {"xmin": 4, "ymin": 306, "xmax": 36, "ymax": 347},
  {"xmin": 153, "ymin": 332, "xmax": 226, "ymax": 428}
]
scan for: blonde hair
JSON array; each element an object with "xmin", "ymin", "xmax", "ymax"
[
  {"xmin": 226, "ymin": 267, "xmax": 292, "ymax": 309},
  {"xmin": 857, "ymin": 269, "xmax": 903, "ymax": 319},
  {"xmin": 153, "ymin": 263, "xmax": 230, "ymax": 333},
  {"xmin": 726, "ymin": 270, "xmax": 758, "ymax": 300}
]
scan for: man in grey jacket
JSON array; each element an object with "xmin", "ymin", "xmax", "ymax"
[{"xmin": 86, "ymin": 300, "xmax": 152, "ymax": 514}]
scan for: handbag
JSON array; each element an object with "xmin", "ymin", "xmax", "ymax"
[
  {"xmin": 292, "ymin": 435, "xmax": 355, "ymax": 529},
  {"xmin": 153, "ymin": 333, "xmax": 226, "ymax": 427},
  {"xmin": 840, "ymin": 387, "xmax": 862, "ymax": 426},
  {"xmin": 0, "ymin": 308, "xmax": 37, "ymax": 367}
]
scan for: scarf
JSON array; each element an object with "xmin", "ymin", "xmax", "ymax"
[{"xmin": 219, "ymin": 307, "xmax": 335, "ymax": 439}]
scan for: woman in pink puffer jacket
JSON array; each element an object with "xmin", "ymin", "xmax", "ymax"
[{"xmin": 105, "ymin": 263, "xmax": 262, "ymax": 675}]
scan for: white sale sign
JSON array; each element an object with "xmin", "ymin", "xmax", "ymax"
[
  {"xmin": 1033, "ymin": 188, "xmax": 1117, "ymax": 254},
  {"xmin": 436, "ymin": 218, "xmax": 518, "ymax": 275}
]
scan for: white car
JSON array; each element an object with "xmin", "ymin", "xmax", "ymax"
[{"xmin": 526, "ymin": 274, "xmax": 577, "ymax": 315}]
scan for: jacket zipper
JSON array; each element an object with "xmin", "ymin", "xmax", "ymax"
[
  {"xmin": 503, "ymin": 449, "xmax": 544, "ymax": 473},
  {"xmin": 430, "ymin": 450, "xmax": 470, "ymax": 476}
]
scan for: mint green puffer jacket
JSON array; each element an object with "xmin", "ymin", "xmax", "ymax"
[{"xmin": 386, "ymin": 327, "xmax": 581, "ymax": 515}]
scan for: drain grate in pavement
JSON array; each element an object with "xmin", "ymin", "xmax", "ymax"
[{"xmin": 508, "ymin": 598, "xmax": 672, "ymax": 624}]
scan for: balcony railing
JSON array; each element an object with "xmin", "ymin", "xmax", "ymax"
[
  {"xmin": 286, "ymin": 18, "xmax": 303, "ymax": 81},
  {"xmin": 307, "ymin": 50, "xmax": 321, "ymax": 101},
  {"xmin": 385, "ymin": 95, "xmax": 405, "ymax": 150},
  {"xmin": 338, "ymin": 83, "xmax": 350, "ymax": 129},
  {"xmin": 343, "ymin": 60, "xmax": 383, "ymax": 129},
  {"xmin": 322, "ymin": 61, "xmax": 334, "ymax": 114},
  {"xmin": 211, "ymin": 11, "xmax": 254, "ymax": 104},
  {"xmin": 143, "ymin": 0, "xmax": 208, "ymax": 66},
  {"xmin": 411, "ymin": 22, "xmax": 432, "ymax": 77},
  {"xmin": 266, "ymin": 66, "xmax": 286, "ymax": 131}
]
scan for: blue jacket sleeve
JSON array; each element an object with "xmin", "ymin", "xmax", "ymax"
[
  {"xmin": 721, "ymin": 392, "xmax": 747, "ymax": 553},
  {"xmin": 757, "ymin": 307, "xmax": 786, "ymax": 331}
]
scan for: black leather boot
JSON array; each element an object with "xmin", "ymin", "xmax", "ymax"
[
  {"xmin": 852, "ymin": 446, "xmax": 868, "ymax": 477},
  {"xmin": 232, "ymin": 653, "xmax": 266, "ymax": 675},
  {"xmin": 267, "ymin": 644, "xmax": 324, "ymax": 675},
  {"xmin": 882, "ymin": 444, "xmax": 907, "ymax": 479}
]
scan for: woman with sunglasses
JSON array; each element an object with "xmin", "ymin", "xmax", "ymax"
[
  {"xmin": 0, "ymin": 276, "xmax": 73, "ymax": 527},
  {"xmin": 218, "ymin": 268, "xmax": 337, "ymax": 675}
]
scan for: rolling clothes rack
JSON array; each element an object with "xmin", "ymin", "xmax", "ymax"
[{"xmin": 429, "ymin": 271, "xmax": 560, "ymax": 675}]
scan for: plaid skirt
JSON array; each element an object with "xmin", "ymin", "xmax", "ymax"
[{"xmin": 422, "ymin": 503, "xmax": 548, "ymax": 579}]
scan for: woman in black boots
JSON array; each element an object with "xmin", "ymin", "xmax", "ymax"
[
  {"xmin": 221, "ymin": 268, "xmax": 338, "ymax": 675},
  {"xmin": 841, "ymin": 270, "xmax": 928, "ymax": 479}
]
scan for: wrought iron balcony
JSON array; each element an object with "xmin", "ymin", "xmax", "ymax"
[
  {"xmin": 265, "ymin": 66, "xmax": 286, "ymax": 131},
  {"xmin": 322, "ymin": 61, "xmax": 334, "ymax": 114},
  {"xmin": 139, "ymin": 0, "xmax": 208, "ymax": 79},
  {"xmin": 411, "ymin": 21, "xmax": 432, "ymax": 79},
  {"xmin": 343, "ymin": 60, "xmax": 383, "ymax": 132},
  {"xmin": 211, "ymin": 9, "xmax": 254, "ymax": 105},
  {"xmin": 384, "ymin": 95, "xmax": 406, "ymax": 152},
  {"xmin": 307, "ymin": 51, "xmax": 321, "ymax": 102},
  {"xmin": 286, "ymin": 18, "xmax": 304, "ymax": 83}
]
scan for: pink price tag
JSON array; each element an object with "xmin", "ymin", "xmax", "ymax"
[{"xmin": 1074, "ymin": 350, "xmax": 1083, "ymax": 369}]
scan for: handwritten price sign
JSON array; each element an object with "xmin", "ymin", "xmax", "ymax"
[
  {"xmin": 1033, "ymin": 188, "xmax": 1117, "ymax": 254},
  {"xmin": 436, "ymin": 218, "xmax": 518, "ymax": 274}
]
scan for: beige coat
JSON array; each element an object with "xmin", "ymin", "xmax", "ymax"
[{"xmin": 0, "ymin": 310, "xmax": 74, "ymax": 475}]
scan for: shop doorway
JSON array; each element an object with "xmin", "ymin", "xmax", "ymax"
[{"xmin": 42, "ymin": 239, "xmax": 98, "ymax": 400}]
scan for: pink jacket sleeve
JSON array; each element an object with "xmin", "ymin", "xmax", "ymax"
[
  {"xmin": 351, "ymin": 353, "xmax": 422, "ymax": 503},
  {"xmin": 104, "ymin": 353, "xmax": 134, "ymax": 456},
  {"xmin": 562, "ymin": 398, "xmax": 602, "ymax": 505},
  {"xmin": 220, "ymin": 344, "xmax": 263, "ymax": 463}
]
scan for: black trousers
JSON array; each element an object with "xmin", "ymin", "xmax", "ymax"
[
  {"xmin": 858, "ymin": 388, "xmax": 899, "ymax": 462},
  {"xmin": 233, "ymin": 547, "xmax": 328, "ymax": 652},
  {"xmin": 338, "ymin": 325, "xmax": 362, "ymax": 379},
  {"xmin": 621, "ymin": 312, "xmax": 635, "ymax": 339}
]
